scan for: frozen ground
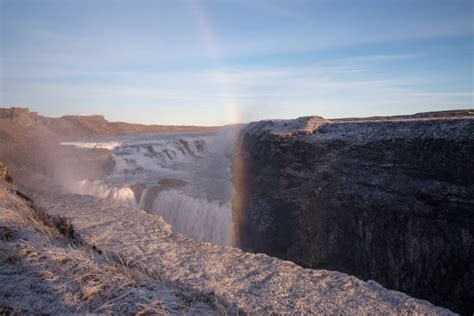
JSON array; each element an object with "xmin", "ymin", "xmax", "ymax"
[
  {"xmin": 0, "ymin": 181, "xmax": 222, "ymax": 314},
  {"xmin": 23, "ymin": 185, "xmax": 454, "ymax": 314}
]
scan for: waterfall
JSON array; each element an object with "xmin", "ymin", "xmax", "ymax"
[
  {"xmin": 148, "ymin": 190, "xmax": 233, "ymax": 246},
  {"xmin": 73, "ymin": 180, "xmax": 136, "ymax": 205},
  {"xmin": 113, "ymin": 138, "xmax": 210, "ymax": 174},
  {"xmin": 62, "ymin": 129, "xmax": 239, "ymax": 246}
]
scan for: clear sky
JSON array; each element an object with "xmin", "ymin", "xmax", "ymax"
[{"xmin": 1, "ymin": 0, "xmax": 473, "ymax": 125}]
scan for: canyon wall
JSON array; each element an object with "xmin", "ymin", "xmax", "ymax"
[{"xmin": 233, "ymin": 112, "xmax": 474, "ymax": 314}]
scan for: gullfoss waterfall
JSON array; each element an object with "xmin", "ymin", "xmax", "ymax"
[{"xmin": 63, "ymin": 129, "xmax": 238, "ymax": 246}]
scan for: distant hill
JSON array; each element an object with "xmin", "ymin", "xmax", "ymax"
[
  {"xmin": 0, "ymin": 107, "xmax": 218, "ymax": 140},
  {"xmin": 331, "ymin": 109, "xmax": 474, "ymax": 122},
  {"xmin": 0, "ymin": 107, "xmax": 218, "ymax": 186}
]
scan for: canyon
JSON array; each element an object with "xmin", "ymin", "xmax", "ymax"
[{"xmin": 1, "ymin": 107, "xmax": 473, "ymax": 313}]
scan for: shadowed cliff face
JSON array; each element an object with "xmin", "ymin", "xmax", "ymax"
[{"xmin": 233, "ymin": 113, "xmax": 474, "ymax": 314}]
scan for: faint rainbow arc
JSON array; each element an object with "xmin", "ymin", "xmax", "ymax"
[
  {"xmin": 190, "ymin": 0, "xmax": 247, "ymax": 247},
  {"xmin": 189, "ymin": 0, "xmax": 242, "ymax": 125}
]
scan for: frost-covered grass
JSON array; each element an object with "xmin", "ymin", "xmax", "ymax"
[
  {"xmin": 0, "ymin": 182, "xmax": 218, "ymax": 314},
  {"xmin": 0, "ymin": 177, "xmax": 454, "ymax": 315},
  {"xmin": 34, "ymin": 187, "xmax": 454, "ymax": 315}
]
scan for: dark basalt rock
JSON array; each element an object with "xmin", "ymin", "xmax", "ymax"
[{"xmin": 233, "ymin": 112, "xmax": 474, "ymax": 314}]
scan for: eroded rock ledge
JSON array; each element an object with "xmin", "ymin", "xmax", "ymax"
[{"xmin": 233, "ymin": 111, "xmax": 474, "ymax": 314}]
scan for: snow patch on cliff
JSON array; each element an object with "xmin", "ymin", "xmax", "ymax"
[{"xmin": 243, "ymin": 116, "xmax": 326, "ymax": 137}]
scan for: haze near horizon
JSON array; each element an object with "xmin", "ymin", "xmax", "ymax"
[{"xmin": 1, "ymin": 0, "xmax": 473, "ymax": 125}]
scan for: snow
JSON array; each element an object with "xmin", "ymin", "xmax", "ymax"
[
  {"xmin": 0, "ymin": 182, "xmax": 217, "ymax": 314},
  {"xmin": 29, "ymin": 188, "xmax": 454, "ymax": 314},
  {"xmin": 242, "ymin": 116, "xmax": 326, "ymax": 137}
]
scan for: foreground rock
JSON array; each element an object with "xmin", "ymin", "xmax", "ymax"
[
  {"xmin": 25, "ymin": 186, "xmax": 452, "ymax": 315},
  {"xmin": 233, "ymin": 111, "xmax": 474, "ymax": 314}
]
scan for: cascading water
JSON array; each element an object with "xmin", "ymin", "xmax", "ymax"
[
  {"xmin": 62, "ymin": 128, "xmax": 239, "ymax": 246},
  {"xmin": 150, "ymin": 190, "xmax": 232, "ymax": 245}
]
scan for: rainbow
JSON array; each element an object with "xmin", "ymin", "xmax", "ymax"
[
  {"xmin": 190, "ymin": 0, "xmax": 247, "ymax": 246},
  {"xmin": 189, "ymin": 0, "xmax": 242, "ymax": 125}
]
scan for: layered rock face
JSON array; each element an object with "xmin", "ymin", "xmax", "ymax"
[{"xmin": 233, "ymin": 112, "xmax": 474, "ymax": 314}]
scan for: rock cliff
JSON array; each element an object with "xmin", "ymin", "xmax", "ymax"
[{"xmin": 233, "ymin": 111, "xmax": 474, "ymax": 314}]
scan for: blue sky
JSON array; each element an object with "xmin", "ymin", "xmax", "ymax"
[{"xmin": 1, "ymin": 0, "xmax": 473, "ymax": 125}]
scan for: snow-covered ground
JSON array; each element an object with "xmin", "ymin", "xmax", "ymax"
[
  {"xmin": 0, "ymin": 182, "xmax": 219, "ymax": 314},
  {"xmin": 27, "ymin": 187, "xmax": 453, "ymax": 314}
]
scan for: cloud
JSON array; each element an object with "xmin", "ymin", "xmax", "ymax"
[
  {"xmin": 1, "ymin": 0, "xmax": 472, "ymax": 124},
  {"xmin": 2, "ymin": 52, "xmax": 472, "ymax": 125}
]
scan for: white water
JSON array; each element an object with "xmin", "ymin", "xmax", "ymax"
[
  {"xmin": 150, "ymin": 190, "xmax": 233, "ymax": 245},
  {"xmin": 63, "ymin": 128, "xmax": 239, "ymax": 246},
  {"xmin": 74, "ymin": 179, "xmax": 136, "ymax": 205},
  {"xmin": 61, "ymin": 141, "xmax": 122, "ymax": 150}
]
